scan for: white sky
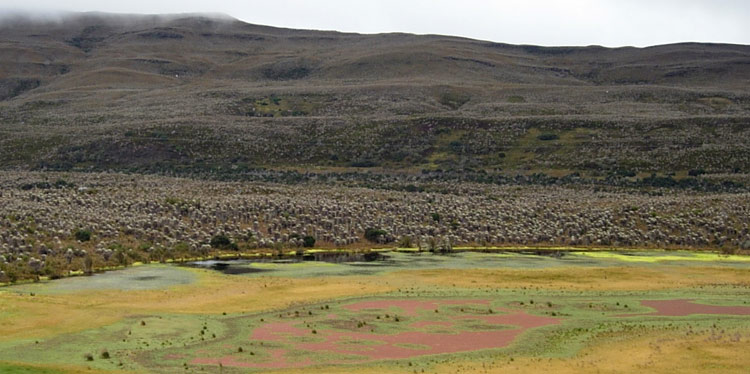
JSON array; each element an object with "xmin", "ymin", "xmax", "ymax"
[{"xmin": 1, "ymin": 0, "xmax": 749, "ymax": 47}]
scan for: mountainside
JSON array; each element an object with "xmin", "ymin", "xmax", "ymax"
[{"xmin": 1, "ymin": 12, "xmax": 750, "ymax": 182}]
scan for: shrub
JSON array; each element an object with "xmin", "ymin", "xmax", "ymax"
[
  {"xmin": 398, "ymin": 236, "xmax": 414, "ymax": 248},
  {"xmin": 720, "ymin": 246, "xmax": 738, "ymax": 255},
  {"xmin": 404, "ymin": 184, "xmax": 424, "ymax": 193},
  {"xmin": 4, "ymin": 267, "xmax": 18, "ymax": 283},
  {"xmin": 173, "ymin": 242, "xmax": 190, "ymax": 252},
  {"xmin": 364, "ymin": 228, "xmax": 387, "ymax": 243},
  {"xmin": 100, "ymin": 350, "xmax": 110, "ymax": 359},
  {"xmin": 74, "ymin": 229, "xmax": 91, "ymax": 242},
  {"xmin": 84, "ymin": 353, "xmax": 94, "ymax": 361},
  {"xmin": 350, "ymin": 160, "xmax": 378, "ymax": 168},
  {"xmin": 449, "ymin": 141, "xmax": 463, "ymax": 152},
  {"xmin": 537, "ymin": 133, "xmax": 559, "ymax": 141},
  {"xmin": 210, "ymin": 234, "xmax": 230, "ymax": 248},
  {"xmin": 688, "ymin": 169, "xmax": 706, "ymax": 177},
  {"xmin": 438, "ymin": 91, "xmax": 470, "ymax": 110},
  {"xmin": 43, "ymin": 259, "xmax": 64, "ymax": 279},
  {"xmin": 210, "ymin": 234, "xmax": 238, "ymax": 250},
  {"xmin": 425, "ymin": 237, "xmax": 438, "ymax": 252},
  {"xmin": 302, "ymin": 236, "xmax": 316, "ymax": 248},
  {"xmin": 83, "ymin": 255, "xmax": 94, "ymax": 275},
  {"xmin": 53, "ymin": 179, "xmax": 73, "ymax": 188}
]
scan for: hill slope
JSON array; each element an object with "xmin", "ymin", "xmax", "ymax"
[{"xmin": 1, "ymin": 12, "xmax": 749, "ymax": 180}]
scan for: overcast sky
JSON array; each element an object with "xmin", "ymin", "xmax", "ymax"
[{"xmin": 2, "ymin": 0, "xmax": 749, "ymax": 47}]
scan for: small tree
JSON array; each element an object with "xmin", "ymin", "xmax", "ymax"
[
  {"xmin": 115, "ymin": 250, "xmax": 128, "ymax": 267},
  {"xmin": 83, "ymin": 255, "xmax": 94, "ymax": 275},
  {"xmin": 74, "ymin": 229, "xmax": 91, "ymax": 242},
  {"xmin": 302, "ymin": 236, "xmax": 316, "ymax": 248},
  {"xmin": 210, "ymin": 234, "xmax": 238, "ymax": 250},
  {"xmin": 43, "ymin": 258, "xmax": 64, "ymax": 279},
  {"xmin": 364, "ymin": 228, "xmax": 387, "ymax": 243},
  {"xmin": 426, "ymin": 237, "xmax": 438, "ymax": 252}
]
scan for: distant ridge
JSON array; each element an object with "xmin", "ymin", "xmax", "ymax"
[{"xmin": 0, "ymin": 12, "xmax": 749, "ymax": 178}]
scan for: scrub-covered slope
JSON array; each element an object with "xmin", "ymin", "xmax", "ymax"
[{"xmin": 1, "ymin": 12, "xmax": 749, "ymax": 178}]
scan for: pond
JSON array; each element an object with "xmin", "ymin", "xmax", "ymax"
[{"xmin": 181, "ymin": 249, "xmax": 750, "ymax": 278}]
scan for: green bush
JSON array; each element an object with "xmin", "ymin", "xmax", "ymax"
[
  {"xmin": 74, "ymin": 229, "xmax": 91, "ymax": 242},
  {"xmin": 404, "ymin": 184, "xmax": 424, "ymax": 192},
  {"xmin": 43, "ymin": 258, "xmax": 64, "ymax": 279},
  {"xmin": 302, "ymin": 236, "xmax": 316, "ymax": 248},
  {"xmin": 364, "ymin": 228, "xmax": 387, "ymax": 243},
  {"xmin": 210, "ymin": 234, "xmax": 238, "ymax": 250}
]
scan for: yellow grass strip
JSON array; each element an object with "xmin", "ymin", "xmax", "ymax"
[{"xmin": 394, "ymin": 266, "xmax": 750, "ymax": 291}]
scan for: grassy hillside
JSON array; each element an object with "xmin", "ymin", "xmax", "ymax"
[{"xmin": 1, "ymin": 12, "xmax": 749, "ymax": 181}]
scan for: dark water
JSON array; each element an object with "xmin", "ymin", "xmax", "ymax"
[
  {"xmin": 133, "ymin": 275, "xmax": 160, "ymax": 281},
  {"xmin": 302, "ymin": 251, "xmax": 386, "ymax": 263},
  {"xmin": 185, "ymin": 251, "xmax": 390, "ymax": 275},
  {"xmin": 184, "ymin": 249, "xmax": 734, "ymax": 277}
]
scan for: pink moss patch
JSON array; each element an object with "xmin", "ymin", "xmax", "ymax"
[
  {"xmin": 630, "ymin": 299, "xmax": 750, "ymax": 317},
  {"xmin": 458, "ymin": 310, "xmax": 561, "ymax": 329},
  {"xmin": 191, "ymin": 299, "xmax": 561, "ymax": 369},
  {"xmin": 342, "ymin": 299, "xmax": 489, "ymax": 316},
  {"xmin": 250, "ymin": 321, "xmax": 308, "ymax": 341},
  {"xmin": 410, "ymin": 321, "xmax": 454, "ymax": 328},
  {"xmin": 190, "ymin": 349, "xmax": 313, "ymax": 369},
  {"xmin": 294, "ymin": 309, "xmax": 558, "ymax": 360}
]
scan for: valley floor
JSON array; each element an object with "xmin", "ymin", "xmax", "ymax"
[{"xmin": 0, "ymin": 251, "xmax": 748, "ymax": 373}]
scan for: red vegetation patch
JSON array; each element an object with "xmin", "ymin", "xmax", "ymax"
[
  {"xmin": 410, "ymin": 321, "xmax": 454, "ymax": 328},
  {"xmin": 633, "ymin": 299, "xmax": 750, "ymax": 317},
  {"xmin": 191, "ymin": 348, "xmax": 313, "ymax": 369},
  {"xmin": 294, "ymin": 310, "xmax": 558, "ymax": 360},
  {"xmin": 190, "ymin": 299, "xmax": 561, "ymax": 369},
  {"xmin": 250, "ymin": 321, "xmax": 307, "ymax": 341}
]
